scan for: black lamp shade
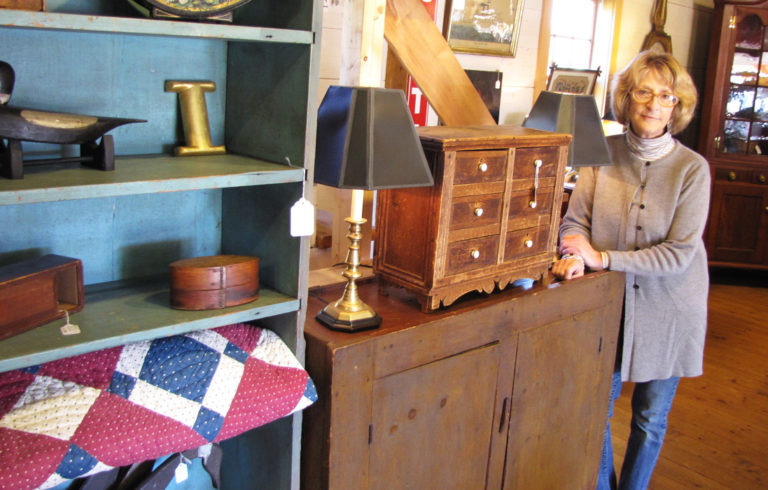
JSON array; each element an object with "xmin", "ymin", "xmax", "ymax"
[
  {"xmin": 523, "ymin": 91, "xmax": 612, "ymax": 167},
  {"xmin": 314, "ymin": 86, "xmax": 434, "ymax": 189}
]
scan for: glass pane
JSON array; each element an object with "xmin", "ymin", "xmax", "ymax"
[
  {"xmin": 755, "ymin": 87, "xmax": 768, "ymax": 120},
  {"xmin": 732, "ymin": 51, "xmax": 760, "ymax": 84},
  {"xmin": 550, "ymin": 0, "xmax": 596, "ymax": 39},
  {"xmin": 723, "ymin": 119, "xmax": 750, "ymax": 154},
  {"xmin": 550, "ymin": 37, "xmax": 592, "ymax": 68},
  {"xmin": 760, "ymin": 51, "xmax": 768, "ymax": 86},
  {"xmin": 749, "ymin": 122, "xmax": 768, "ymax": 155},
  {"xmin": 727, "ymin": 85, "xmax": 756, "ymax": 118},
  {"xmin": 736, "ymin": 14, "xmax": 763, "ymax": 49}
]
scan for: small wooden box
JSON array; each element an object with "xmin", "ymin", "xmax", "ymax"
[
  {"xmin": 0, "ymin": 0, "xmax": 45, "ymax": 11},
  {"xmin": 374, "ymin": 125, "xmax": 570, "ymax": 312},
  {"xmin": 0, "ymin": 255, "xmax": 84, "ymax": 341},
  {"xmin": 169, "ymin": 255, "xmax": 259, "ymax": 310}
]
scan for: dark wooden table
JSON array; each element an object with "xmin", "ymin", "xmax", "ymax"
[{"xmin": 301, "ymin": 271, "xmax": 624, "ymax": 490}]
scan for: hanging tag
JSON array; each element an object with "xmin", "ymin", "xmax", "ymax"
[
  {"xmin": 174, "ymin": 461, "xmax": 189, "ymax": 483},
  {"xmin": 59, "ymin": 311, "xmax": 81, "ymax": 336},
  {"xmin": 291, "ymin": 197, "xmax": 315, "ymax": 237}
]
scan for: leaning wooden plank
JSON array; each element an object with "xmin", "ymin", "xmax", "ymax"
[{"xmin": 384, "ymin": 0, "xmax": 496, "ymax": 127}]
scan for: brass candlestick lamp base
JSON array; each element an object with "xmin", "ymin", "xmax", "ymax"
[{"xmin": 316, "ymin": 217, "xmax": 381, "ymax": 332}]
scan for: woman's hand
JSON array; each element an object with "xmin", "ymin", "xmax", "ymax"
[
  {"xmin": 559, "ymin": 234, "xmax": 603, "ymax": 269},
  {"xmin": 552, "ymin": 256, "xmax": 585, "ymax": 280}
]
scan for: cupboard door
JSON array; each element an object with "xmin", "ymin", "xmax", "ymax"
[
  {"xmin": 719, "ymin": 10, "xmax": 768, "ymax": 159},
  {"xmin": 369, "ymin": 343, "xmax": 502, "ymax": 490},
  {"xmin": 503, "ymin": 309, "xmax": 617, "ymax": 489},
  {"xmin": 707, "ymin": 181, "xmax": 768, "ymax": 264}
]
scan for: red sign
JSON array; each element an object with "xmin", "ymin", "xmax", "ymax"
[{"xmin": 407, "ymin": 78, "xmax": 428, "ymax": 127}]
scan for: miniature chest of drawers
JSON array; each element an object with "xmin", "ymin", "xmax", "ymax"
[{"xmin": 373, "ymin": 125, "xmax": 570, "ymax": 312}]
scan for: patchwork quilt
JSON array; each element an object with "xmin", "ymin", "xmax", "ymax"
[{"xmin": 0, "ymin": 323, "xmax": 317, "ymax": 490}]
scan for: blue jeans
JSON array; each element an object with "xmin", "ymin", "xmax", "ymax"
[{"xmin": 597, "ymin": 371, "xmax": 680, "ymax": 490}]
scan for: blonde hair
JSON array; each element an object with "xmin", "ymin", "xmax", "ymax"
[{"xmin": 611, "ymin": 51, "xmax": 697, "ymax": 135}]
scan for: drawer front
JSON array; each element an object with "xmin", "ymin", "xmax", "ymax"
[
  {"xmin": 753, "ymin": 170, "xmax": 768, "ymax": 185},
  {"xmin": 714, "ymin": 167, "xmax": 753, "ymax": 183},
  {"xmin": 512, "ymin": 146, "xmax": 559, "ymax": 181},
  {"xmin": 454, "ymin": 150, "xmax": 507, "ymax": 185},
  {"xmin": 450, "ymin": 193, "xmax": 504, "ymax": 231},
  {"xmin": 504, "ymin": 227, "xmax": 549, "ymax": 261},
  {"xmin": 508, "ymin": 188, "xmax": 554, "ymax": 229},
  {"xmin": 446, "ymin": 235, "xmax": 499, "ymax": 275}
]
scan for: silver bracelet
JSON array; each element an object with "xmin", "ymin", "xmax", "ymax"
[
  {"xmin": 601, "ymin": 251, "xmax": 610, "ymax": 270},
  {"xmin": 561, "ymin": 253, "xmax": 585, "ymax": 267}
]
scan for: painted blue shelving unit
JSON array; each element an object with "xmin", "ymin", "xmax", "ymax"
[{"xmin": 0, "ymin": 2, "xmax": 321, "ymax": 488}]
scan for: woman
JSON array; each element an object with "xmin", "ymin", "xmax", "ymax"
[{"xmin": 552, "ymin": 51, "xmax": 710, "ymax": 490}]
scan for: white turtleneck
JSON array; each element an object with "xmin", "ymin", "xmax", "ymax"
[{"xmin": 625, "ymin": 127, "xmax": 676, "ymax": 162}]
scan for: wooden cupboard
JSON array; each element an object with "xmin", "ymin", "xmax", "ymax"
[
  {"xmin": 0, "ymin": 2, "xmax": 321, "ymax": 488},
  {"xmin": 699, "ymin": 0, "xmax": 768, "ymax": 269},
  {"xmin": 374, "ymin": 125, "xmax": 570, "ymax": 312},
  {"xmin": 301, "ymin": 271, "xmax": 625, "ymax": 489}
]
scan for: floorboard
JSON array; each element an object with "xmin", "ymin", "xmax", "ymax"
[{"xmin": 610, "ymin": 268, "xmax": 768, "ymax": 489}]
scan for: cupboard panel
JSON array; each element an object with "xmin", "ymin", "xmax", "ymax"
[{"xmin": 370, "ymin": 344, "xmax": 500, "ymax": 490}]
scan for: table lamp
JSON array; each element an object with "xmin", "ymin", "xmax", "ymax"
[
  {"xmin": 314, "ymin": 86, "xmax": 434, "ymax": 332},
  {"xmin": 523, "ymin": 91, "xmax": 612, "ymax": 168}
]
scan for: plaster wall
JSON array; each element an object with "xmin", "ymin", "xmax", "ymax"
[{"xmin": 318, "ymin": 0, "xmax": 715, "ymax": 128}]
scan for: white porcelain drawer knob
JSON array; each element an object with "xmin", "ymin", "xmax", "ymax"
[
  {"xmin": 474, "ymin": 207, "xmax": 484, "ymax": 216},
  {"xmin": 478, "ymin": 161, "xmax": 488, "ymax": 172},
  {"xmin": 470, "ymin": 249, "xmax": 481, "ymax": 259},
  {"xmin": 524, "ymin": 239, "xmax": 534, "ymax": 248}
]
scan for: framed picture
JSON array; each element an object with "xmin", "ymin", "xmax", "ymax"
[
  {"xmin": 546, "ymin": 64, "xmax": 601, "ymax": 95},
  {"xmin": 443, "ymin": 0, "xmax": 526, "ymax": 57}
]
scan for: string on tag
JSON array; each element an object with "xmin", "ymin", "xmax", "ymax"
[
  {"xmin": 60, "ymin": 310, "xmax": 81, "ymax": 336},
  {"xmin": 286, "ymin": 156, "xmax": 315, "ymax": 237},
  {"xmin": 285, "ymin": 156, "xmax": 307, "ymax": 198}
]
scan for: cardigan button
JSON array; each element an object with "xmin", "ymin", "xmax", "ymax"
[
  {"xmin": 636, "ymin": 225, "xmax": 642, "ymax": 230},
  {"xmin": 633, "ymin": 284, "xmax": 640, "ymax": 289},
  {"xmin": 640, "ymin": 204, "xmax": 645, "ymax": 209},
  {"xmin": 645, "ymin": 162, "xmax": 651, "ymax": 166},
  {"xmin": 635, "ymin": 246, "xmax": 640, "ymax": 251}
]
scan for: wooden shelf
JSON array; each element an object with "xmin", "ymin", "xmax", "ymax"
[
  {"xmin": 0, "ymin": 279, "xmax": 299, "ymax": 372},
  {"xmin": 0, "ymin": 10, "xmax": 313, "ymax": 44},
  {"xmin": 0, "ymin": 154, "xmax": 305, "ymax": 205}
]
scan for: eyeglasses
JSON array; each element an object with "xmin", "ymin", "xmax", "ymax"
[{"xmin": 630, "ymin": 88, "xmax": 679, "ymax": 107}]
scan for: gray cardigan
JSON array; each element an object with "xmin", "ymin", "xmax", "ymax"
[{"xmin": 561, "ymin": 133, "xmax": 711, "ymax": 382}]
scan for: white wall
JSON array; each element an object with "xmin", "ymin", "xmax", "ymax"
[
  {"xmin": 318, "ymin": 0, "xmax": 715, "ymax": 129},
  {"xmin": 451, "ymin": 0, "xmax": 545, "ymax": 125},
  {"xmin": 317, "ymin": 0, "xmax": 544, "ymax": 125}
]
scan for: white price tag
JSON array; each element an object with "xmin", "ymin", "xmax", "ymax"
[
  {"xmin": 174, "ymin": 461, "xmax": 189, "ymax": 483},
  {"xmin": 59, "ymin": 311, "xmax": 81, "ymax": 336},
  {"xmin": 290, "ymin": 197, "xmax": 315, "ymax": 237}
]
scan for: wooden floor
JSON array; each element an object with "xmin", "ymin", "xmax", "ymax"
[{"xmin": 611, "ymin": 268, "xmax": 768, "ymax": 489}]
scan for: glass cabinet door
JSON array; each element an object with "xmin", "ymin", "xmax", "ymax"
[{"xmin": 723, "ymin": 13, "xmax": 768, "ymax": 157}]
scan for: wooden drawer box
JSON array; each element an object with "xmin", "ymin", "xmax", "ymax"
[
  {"xmin": 0, "ymin": 254, "xmax": 84, "ymax": 341},
  {"xmin": 374, "ymin": 125, "xmax": 570, "ymax": 312}
]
